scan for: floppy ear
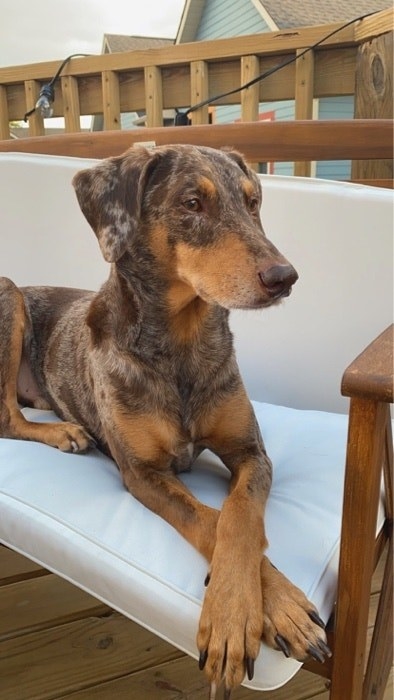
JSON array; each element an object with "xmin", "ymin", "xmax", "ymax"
[{"xmin": 72, "ymin": 146, "xmax": 159, "ymax": 262}]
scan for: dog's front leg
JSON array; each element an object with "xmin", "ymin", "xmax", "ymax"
[
  {"xmin": 196, "ymin": 389, "xmax": 270, "ymax": 693},
  {"xmin": 103, "ymin": 409, "xmax": 220, "ymax": 562}
]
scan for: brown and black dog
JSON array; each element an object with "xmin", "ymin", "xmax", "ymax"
[{"xmin": 0, "ymin": 145, "xmax": 330, "ymax": 697}]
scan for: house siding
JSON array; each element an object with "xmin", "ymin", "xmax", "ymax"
[
  {"xmin": 316, "ymin": 96, "xmax": 354, "ymax": 180},
  {"xmin": 195, "ymin": 0, "xmax": 270, "ymax": 39}
]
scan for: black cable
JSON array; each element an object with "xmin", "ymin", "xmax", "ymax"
[
  {"xmin": 24, "ymin": 53, "xmax": 91, "ymax": 121},
  {"xmin": 174, "ymin": 10, "xmax": 378, "ymax": 124}
]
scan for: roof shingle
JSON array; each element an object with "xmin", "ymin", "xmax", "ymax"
[{"xmin": 260, "ymin": 0, "xmax": 392, "ymax": 29}]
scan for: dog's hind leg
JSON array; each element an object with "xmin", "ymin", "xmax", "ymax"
[{"xmin": 0, "ymin": 278, "xmax": 91, "ymax": 452}]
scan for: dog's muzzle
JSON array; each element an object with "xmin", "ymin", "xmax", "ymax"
[{"xmin": 259, "ymin": 264, "xmax": 299, "ymax": 299}]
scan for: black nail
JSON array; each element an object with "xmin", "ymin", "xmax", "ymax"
[
  {"xmin": 308, "ymin": 644, "xmax": 325, "ymax": 663},
  {"xmin": 223, "ymin": 689, "xmax": 232, "ymax": 700},
  {"xmin": 204, "ymin": 572, "xmax": 211, "ymax": 586},
  {"xmin": 308, "ymin": 610, "xmax": 326, "ymax": 629},
  {"xmin": 199, "ymin": 649, "xmax": 208, "ymax": 670},
  {"xmin": 246, "ymin": 656, "xmax": 255, "ymax": 680},
  {"xmin": 275, "ymin": 634, "xmax": 291, "ymax": 658},
  {"xmin": 318, "ymin": 639, "xmax": 332, "ymax": 658}
]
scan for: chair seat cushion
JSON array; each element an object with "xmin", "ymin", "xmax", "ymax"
[{"xmin": 0, "ymin": 402, "xmax": 385, "ymax": 690}]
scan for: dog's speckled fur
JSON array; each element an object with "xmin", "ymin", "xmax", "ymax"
[{"xmin": 0, "ymin": 145, "xmax": 330, "ymax": 695}]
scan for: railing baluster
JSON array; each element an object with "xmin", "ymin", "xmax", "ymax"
[
  {"xmin": 144, "ymin": 66, "xmax": 163, "ymax": 128},
  {"xmin": 24, "ymin": 80, "xmax": 45, "ymax": 137},
  {"xmin": 190, "ymin": 60, "xmax": 209, "ymax": 125},
  {"xmin": 61, "ymin": 76, "xmax": 81, "ymax": 133},
  {"xmin": 102, "ymin": 71, "xmax": 121, "ymax": 130},
  {"xmin": 0, "ymin": 86, "xmax": 10, "ymax": 139},
  {"xmin": 241, "ymin": 55, "xmax": 259, "ymax": 122},
  {"xmin": 294, "ymin": 49, "xmax": 315, "ymax": 177}
]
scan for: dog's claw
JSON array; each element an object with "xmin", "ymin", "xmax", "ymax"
[
  {"xmin": 71, "ymin": 440, "xmax": 79, "ymax": 453},
  {"xmin": 199, "ymin": 649, "xmax": 208, "ymax": 670},
  {"xmin": 308, "ymin": 644, "xmax": 325, "ymax": 663},
  {"xmin": 204, "ymin": 572, "xmax": 211, "ymax": 587},
  {"xmin": 317, "ymin": 639, "xmax": 332, "ymax": 658},
  {"xmin": 308, "ymin": 610, "xmax": 326, "ymax": 629},
  {"xmin": 246, "ymin": 656, "xmax": 255, "ymax": 680},
  {"xmin": 275, "ymin": 633, "xmax": 291, "ymax": 658},
  {"xmin": 209, "ymin": 682, "xmax": 217, "ymax": 700},
  {"xmin": 223, "ymin": 688, "xmax": 232, "ymax": 700}
]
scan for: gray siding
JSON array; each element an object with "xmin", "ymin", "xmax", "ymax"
[{"xmin": 196, "ymin": 0, "xmax": 270, "ymax": 39}]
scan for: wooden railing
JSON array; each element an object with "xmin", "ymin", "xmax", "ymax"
[
  {"xmin": 0, "ymin": 8, "xmax": 392, "ymax": 182},
  {"xmin": 0, "ymin": 120, "xmax": 392, "ymax": 188}
]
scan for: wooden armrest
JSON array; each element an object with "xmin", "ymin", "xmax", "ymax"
[{"xmin": 341, "ymin": 325, "xmax": 393, "ymax": 403}]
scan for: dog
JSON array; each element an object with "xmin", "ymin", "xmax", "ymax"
[{"xmin": 0, "ymin": 144, "xmax": 330, "ymax": 697}]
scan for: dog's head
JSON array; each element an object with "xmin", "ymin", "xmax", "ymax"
[{"xmin": 72, "ymin": 144, "xmax": 297, "ymax": 310}]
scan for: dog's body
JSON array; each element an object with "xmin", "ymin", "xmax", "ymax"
[{"xmin": 0, "ymin": 145, "xmax": 329, "ymax": 696}]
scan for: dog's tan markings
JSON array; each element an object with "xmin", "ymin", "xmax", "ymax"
[
  {"xmin": 113, "ymin": 410, "xmax": 180, "ymax": 465},
  {"xmin": 149, "ymin": 223, "xmax": 172, "ymax": 271},
  {"xmin": 197, "ymin": 175, "xmax": 217, "ymax": 199},
  {"xmin": 169, "ymin": 296, "xmax": 209, "ymax": 344},
  {"xmin": 242, "ymin": 178, "xmax": 256, "ymax": 199},
  {"xmin": 175, "ymin": 234, "xmax": 262, "ymax": 308}
]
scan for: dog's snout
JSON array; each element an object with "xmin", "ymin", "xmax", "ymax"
[{"xmin": 259, "ymin": 264, "xmax": 298, "ymax": 298}]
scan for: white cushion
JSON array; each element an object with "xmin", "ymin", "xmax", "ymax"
[{"xmin": 0, "ymin": 403, "xmax": 384, "ymax": 690}]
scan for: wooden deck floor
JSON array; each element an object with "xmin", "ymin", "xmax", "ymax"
[{"xmin": 0, "ymin": 545, "xmax": 392, "ymax": 700}]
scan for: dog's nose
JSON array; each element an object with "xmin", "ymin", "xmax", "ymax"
[{"xmin": 259, "ymin": 264, "xmax": 298, "ymax": 297}]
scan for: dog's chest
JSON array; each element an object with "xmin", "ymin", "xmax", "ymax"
[{"xmin": 171, "ymin": 442, "xmax": 196, "ymax": 473}]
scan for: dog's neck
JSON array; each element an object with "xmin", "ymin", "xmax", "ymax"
[{"xmin": 88, "ymin": 261, "xmax": 232, "ymax": 365}]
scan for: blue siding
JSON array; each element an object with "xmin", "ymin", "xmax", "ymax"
[
  {"xmin": 196, "ymin": 0, "xmax": 270, "ymax": 39},
  {"xmin": 316, "ymin": 96, "xmax": 354, "ymax": 180}
]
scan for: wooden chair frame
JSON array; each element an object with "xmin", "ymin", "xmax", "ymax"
[{"xmin": 1, "ymin": 120, "xmax": 392, "ymax": 699}]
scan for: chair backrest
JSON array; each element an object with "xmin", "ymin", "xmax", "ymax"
[{"xmin": 1, "ymin": 152, "xmax": 392, "ymax": 414}]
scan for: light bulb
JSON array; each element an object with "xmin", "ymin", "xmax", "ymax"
[
  {"xmin": 35, "ymin": 84, "xmax": 55, "ymax": 118},
  {"xmin": 35, "ymin": 94, "xmax": 54, "ymax": 118}
]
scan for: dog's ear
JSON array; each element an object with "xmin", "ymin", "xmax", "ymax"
[
  {"xmin": 222, "ymin": 148, "xmax": 261, "ymax": 190},
  {"xmin": 72, "ymin": 147, "xmax": 159, "ymax": 263}
]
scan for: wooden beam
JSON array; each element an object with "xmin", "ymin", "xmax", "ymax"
[
  {"xmin": 241, "ymin": 55, "xmax": 260, "ymax": 122},
  {"xmin": 0, "ymin": 86, "xmax": 10, "ymax": 139},
  {"xmin": 352, "ymin": 31, "xmax": 393, "ymax": 181},
  {"xmin": 144, "ymin": 66, "xmax": 163, "ymax": 127},
  {"xmin": 0, "ymin": 120, "xmax": 391, "ymax": 164},
  {"xmin": 102, "ymin": 71, "xmax": 121, "ymax": 130},
  {"xmin": 61, "ymin": 76, "xmax": 81, "ymax": 133},
  {"xmin": 294, "ymin": 49, "xmax": 315, "ymax": 177},
  {"xmin": 0, "ymin": 22, "xmax": 359, "ymax": 85},
  {"xmin": 354, "ymin": 7, "xmax": 394, "ymax": 44},
  {"xmin": 190, "ymin": 60, "xmax": 209, "ymax": 125},
  {"xmin": 24, "ymin": 80, "xmax": 45, "ymax": 137}
]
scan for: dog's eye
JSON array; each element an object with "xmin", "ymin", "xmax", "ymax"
[
  {"xmin": 183, "ymin": 198, "xmax": 202, "ymax": 212},
  {"xmin": 248, "ymin": 197, "xmax": 259, "ymax": 214}
]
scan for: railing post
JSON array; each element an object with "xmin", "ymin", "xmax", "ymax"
[
  {"xmin": 352, "ymin": 29, "xmax": 393, "ymax": 181},
  {"xmin": 61, "ymin": 76, "xmax": 81, "ymax": 133},
  {"xmin": 0, "ymin": 86, "xmax": 10, "ymax": 139},
  {"xmin": 190, "ymin": 60, "xmax": 209, "ymax": 125},
  {"xmin": 24, "ymin": 80, "xmax": 45, "ymax": 137},
  {"xmin": 102, "ymin": 71, "xmax": 121, "ymax": 130},
  {"xmin": 144, "ymin": 66, "xmax": 163, "ymax": 128},
  {"xmin": 294, "ymin": 49, "xmax": 315, "ymax": 177},
  {"xmin": 240, "ymin": 55, "xmax": 259, "ymax": 122}
]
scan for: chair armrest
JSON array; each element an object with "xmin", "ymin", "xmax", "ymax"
[{"xmin": 341, "ymin": 325, "xmax": 393, "ymax": 403}]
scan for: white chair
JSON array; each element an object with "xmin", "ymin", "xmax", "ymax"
[{"xmin": 0, "ymin": 152, "xmax": 392, "ymax": 698}]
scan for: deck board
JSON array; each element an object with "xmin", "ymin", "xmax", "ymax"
[{"xmin": 0, "ymin": 546, "xmax": 391, "ymax": 699}]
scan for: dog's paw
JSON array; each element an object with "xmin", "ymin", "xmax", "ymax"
[
  {"xmin": 261, "ymin": 557, "xmax": 331, "ymax": 663},
  {"xmin": 196, "ymin": 561, "xmax": 262, "ymax": 693},
  {"xmin": 46, "ymin": 422, "xmax": 94, "ymax": 453}
]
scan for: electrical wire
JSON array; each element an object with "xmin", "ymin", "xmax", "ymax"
[{"xmin": 174, "ymin": 10, "xmax": 378, "ymax": 124}]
